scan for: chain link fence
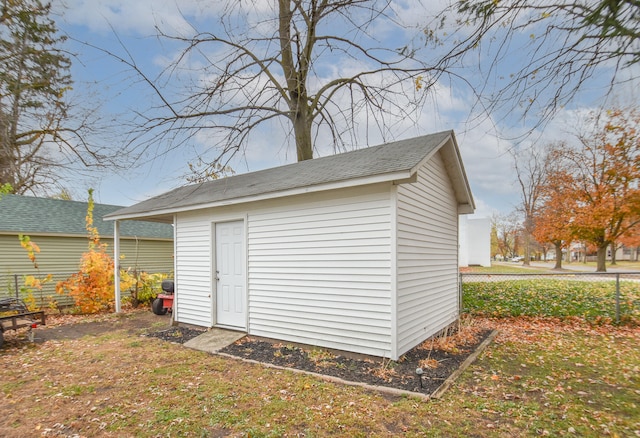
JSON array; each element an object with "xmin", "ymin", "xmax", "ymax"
[
  {"xmin": 1, "ymin": 271, "xmax": 171, "ymax": 311},
  {"xmin": 460, "ymin": 272, "xmax": 640, "ymax": 325},
  {"xmin": 0, "ymin": 273, "xmax": 77, "ymax": 310}
]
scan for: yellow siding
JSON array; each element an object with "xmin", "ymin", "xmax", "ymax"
[
  {"xmin": 0, "ymin": 234, "xmax": 172, "ymax": 275},
  {"xmin": 0, "ymin": 234, "xmax": 173, "ymax": 306}
]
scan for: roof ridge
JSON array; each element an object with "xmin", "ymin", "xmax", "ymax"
[
  {"xmin": 183, "ymin": 130, "xmax": 454, "ymax": 192},
  {"xmin": 0, "ymin": 194, "xmax": 124, "ymax": 209},
  {"xmin": 106, "ymin": 131, "xmax": 462, "ymax": 221}
]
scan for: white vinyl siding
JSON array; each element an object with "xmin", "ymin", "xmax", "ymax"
[
  {"xmin": 168, "ymin": 151, "xmax": 464, "ymax": 359},
  {"xmin": 174, "ymin": 212, "xmax": 212, "ymax": 326},
  {"xmin": 247, "ymin": 188, "xmax": 393, "ymax": 357},
  {"xmin": 395, "ymin": 151, "xmax": 459, "ymax": 357}
]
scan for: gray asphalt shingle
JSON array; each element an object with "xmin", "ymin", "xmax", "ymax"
[
  {"xmin": 106, "ymin": 131, "xmax": 454, "ymax": 219},
  {"xmin": 0, "ymin": 195, "xmax": 173, "ymax": 238}
]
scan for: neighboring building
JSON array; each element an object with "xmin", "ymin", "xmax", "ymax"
[
  {"xmin": 106, "ymin": 131, "xmax": 475, "ymax": 360},
  {"xmin": 0, "ymin": 194, "xmax": 174, "ymax": 276},
  {"xmin": 459, "ymin": 216, "xmax": 491, "ymax": 267},
  {"xmin": 617, "ymin": 245, "xmax": 640, "ymax": 262},
  {"xmin": 557, "ymin": 241, "xmax": 639, "ymax": 263}
]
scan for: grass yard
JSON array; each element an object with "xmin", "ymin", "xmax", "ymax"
[
  {"xmin": 463, "ymin": 279, "xmax": 640, "ymax": 325},
  {"xmin": 569, "ymin": 261, "xmax": 640, "ymax": 271},
  {"xmin": 0, "ymin": 312, "xmax": 639, "ymax": 437}
]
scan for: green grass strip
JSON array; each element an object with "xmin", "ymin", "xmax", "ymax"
[{"xmin": 463, "ymin": 279, "xmax": 639, "ymax": 325}]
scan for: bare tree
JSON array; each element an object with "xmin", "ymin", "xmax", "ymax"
[
  {"xmin": 512, "ymin": 143, "xmax": 554, "ymax": 265},
  {"xmin": 427, "ymin": 0, "xmax": 640, "ymax": 128},
  {"xmin": 94, "ymin": 0, "xmax": 457, "ymax": 178},
  {"xmin": 491, "ymin": 211, "xmax": 523, "ymax": 260},
  {"xmin": 0, "ymin": 0, "xmax": 114, "ymax": 195}
]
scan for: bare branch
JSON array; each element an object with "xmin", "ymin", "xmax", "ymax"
[
  {"xmin": 82, "ymin": 0, "xmax": 453, "ymax": 176},
  {"xmin": 427, "ymin": 0, "xmax": 640, "ymax": 133}
]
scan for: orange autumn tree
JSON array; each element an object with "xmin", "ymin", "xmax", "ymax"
[
  {"xmin": 533, "ymin": 188, "xmax": 573, "ymax": 269},
  {"xmin": 532, "ymin": 141, "xmax": 576, "ymax": 269},
  {"xmin": 57, "ymin": 189, "xmax": 117, "ymax": 313},
  {"xmin": 552, "ymin": 109, "xmax": 640, "ymax": 272},
  {"xmin": 533, "ymin": 206, "xmax": 570, "ymax": 269}
]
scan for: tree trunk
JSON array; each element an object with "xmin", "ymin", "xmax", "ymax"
[
  {"xmin": 523, "ymin": 215, "xmax": 531, "ymax": 266},
  {"xmin": 293, "ymin": 107, "xmax": 313, "ymax": 161},
  {"xmin": 610, "ymin": 242, "xmax": 617, "ymax": 265},
  {"xmin": 523, "ymin": 232, "xmax": 531, "ymax": 265},
  {"xmin": 278, "ymin": 0, "xmax": 315, "ymax": 162},
  {"xmin": 553, "ymin": 241, "xmax": 563, "ymax": 269},
  {"xmin": 596, "ymin": 244, "xmax": 608, "ymax": 272}
]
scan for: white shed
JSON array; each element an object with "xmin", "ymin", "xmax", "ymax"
[{"xmin": 106, "ymin": 131, "xmax": 475, "ymax": 360}]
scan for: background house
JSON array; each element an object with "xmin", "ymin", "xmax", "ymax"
[
  {"xmin": 0, "ymin": 195, "xmax": 174, "ymax": 304},
  {"xmin": 459, "ymin": 216, "xmax": 491, "ymax": 267},
  {"xmin": 107, "ymin": 131, "xmax": 475, "ymax": 360}
]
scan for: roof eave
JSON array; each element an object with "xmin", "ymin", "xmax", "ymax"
[
  {"xmin": 105, "ymin": 170, "xmax": 414, "ymax": 222},
  {"xmin": 458, "ymin": 203, "xmax": 475, "ymax": 214}
]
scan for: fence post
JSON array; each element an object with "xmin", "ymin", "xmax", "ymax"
[
  {"xmin": 615, "ymin": 273, "xmax": 620, "ymax": 324},
  {"xmin": 14, "ymin": 274, "xmax": 19, "ymax": 300},
  {"xmin": 458, "ymin": 272, "xmax": 463, "ymax": 322}
]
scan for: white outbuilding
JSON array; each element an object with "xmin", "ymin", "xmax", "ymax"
[
  {"xmin": 459, "ymin": 216, "xmax": 492, "ymax": 267},
  {"xmin": 105, "ymin": 131, "xmax": 475, "ymax": 360}
]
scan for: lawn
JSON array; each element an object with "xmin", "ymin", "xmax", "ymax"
[
  {"xmin": 0, "ymin": 312, "xmax": 638, "ymax": 437},
  {"xmin": 463, "ymin": 279, "xmax": 640, "ymax": 325},
  {"xmin": 569, "ymin": 260, "xmax": 640, "ymax": 271}
]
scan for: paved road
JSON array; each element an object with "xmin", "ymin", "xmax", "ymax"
[{"xmin": 494, "ymin": 261, "xmax": 640, "ymax": 273}]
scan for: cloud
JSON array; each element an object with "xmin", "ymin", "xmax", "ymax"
[
  {"xmin": 54, "ymin": 0, "xmax": 214, "ymax": 36},
  {"xmin": 54, "ymin": 0, "xmax": 291, "ymax": 38},
  {"xmin": 468, "ymin": 198, "xmax": 499, "ymax": 219}
]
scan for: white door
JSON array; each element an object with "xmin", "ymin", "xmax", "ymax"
[{"xmin": 215, "ymin": 220, "xmax": 246, "ymax": 328}]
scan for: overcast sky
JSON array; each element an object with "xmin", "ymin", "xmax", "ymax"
[{"xmin": 48, "ymin": 0, "xmax": 636, "ymax": 218}]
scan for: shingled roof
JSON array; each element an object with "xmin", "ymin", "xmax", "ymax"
[
  {"xmin": 0, "ymin": 195, "xmax": 173, "ymax": 239},
  {"xmin": 106, "ymin": 131, "xmax": 474, "ymax": 222}
]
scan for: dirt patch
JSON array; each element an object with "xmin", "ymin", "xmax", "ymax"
[
  {"xmin": 219, "ymin": 326, "xmax": 492, "ymax": 396},
  {"xmin": 1, "ymin": 308, "xmax": 172, "ymax": 346}
]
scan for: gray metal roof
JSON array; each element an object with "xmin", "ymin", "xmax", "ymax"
[
  {"xmin": 0, "ymin": 194, "xmax": 173, "ymax": 239},
  {"xmin": 106, "ymin": 131, "xmax": 474, "ymax": 221}
]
